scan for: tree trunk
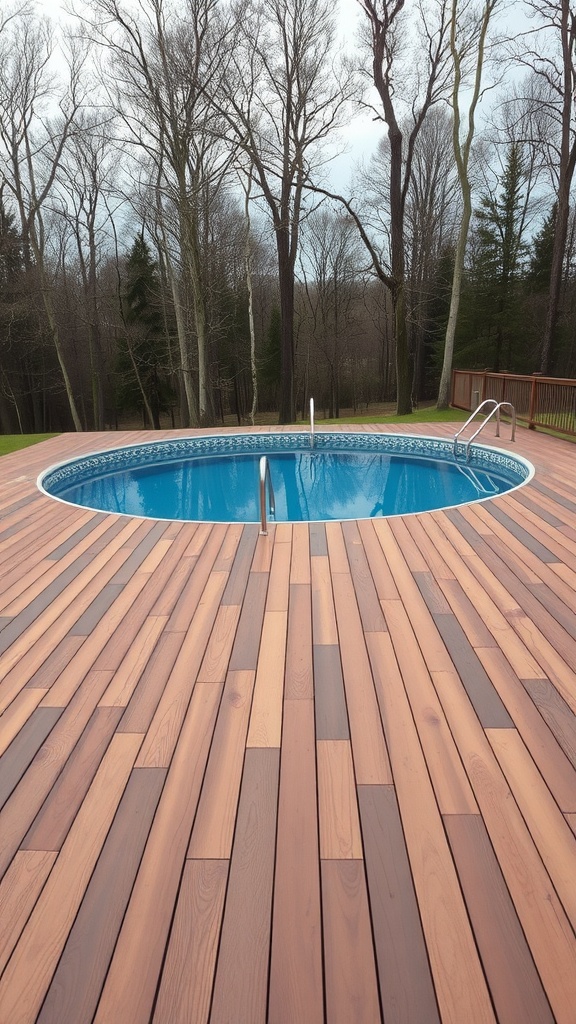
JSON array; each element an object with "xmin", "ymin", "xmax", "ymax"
[
  {"xmin": 277, "ymin": 227, "xmax": 295, "ymax": 424},
  {"xmin": 438, "ymin": 199, "xmax": 471, "ymax": 408},
  {"xmin": 393, "ymin": 281, "xmax": 413, "ymax": 414},
  {"xmin": 540, "ymin": 178, "xmax": 571, "ymax": 373}
]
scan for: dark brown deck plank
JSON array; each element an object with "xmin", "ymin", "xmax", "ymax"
[
  {"xmin": 341, "ymin": 520, "xmax": 387, "ymax": 632},
  {"xmin": 445, "ymin": 814, "xmax": 555, "ymax": 1024},
  {"xmin": 209, "ymin": 747, "xmax": 280, "ymax": 1024},
  {"xmin": 0, "ymin": 708, "xmax": 63, "ymax": 812},
  {"xmin": 313, "ymin": 643, "xmax": 350, "ymax": 740},
  {"xmin": 358, "ymin": 785, "xmax": 441, "ymax": 1024}
]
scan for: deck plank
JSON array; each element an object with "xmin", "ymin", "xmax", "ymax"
[
  {"xmin": 268, "ymin": 698, "xmax": 323, "ymax": 1024},
  {"xmin": 445, "ymin": 814, "xmax": 555, "ymax": 1024},
  {"xmin": 153, "ymin": 859, "xmax": 228, "ymax": 1024},
  {"xmin": 358, "ymin": 784, "xmax": 441, "ymax": 1024},
  {"xmin": 0, "ymin": 426, "xmax": 575, "ymax": 1024},
  {"xmin": 321, "ymin": 859, "xmax": 382, "ymax": 1024},
  {"xmin": 209, "ymin": 747, "xmax": 280, "ymax": 1024}
]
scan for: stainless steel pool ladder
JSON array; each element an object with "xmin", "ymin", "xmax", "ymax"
[
  {"xmin": 310, "ymin": 397, "xmax": 315, "ymax": 448},
  {"xmin": 259, "ymin": 456, "xmax": 276, "ymax": 535},
  {"xmin": 453, "ymin": 399, "xmax": 516, "ymax": 462}
]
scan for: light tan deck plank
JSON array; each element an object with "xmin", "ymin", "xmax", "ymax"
[
  {"xmin": 317, "ymin": 740, "xmax": 363, "ymax": 859},
  {"xmin": 153, "ymin": 859, "xmax": 228, "ymax": 1024},
  {"xmin": 188, "ymin": 669, "xmax": 255, "ymax": 859}
]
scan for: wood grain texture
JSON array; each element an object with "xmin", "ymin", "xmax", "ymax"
[
  {"xmin": 0, "ymin": 732, "xmax": 142, "ymax": 1024},
  {"xmin": 317, "ymin": 740, "xmax": 362, "ymax": 859},
  {"xmin": 153, "ymin": 859, "xmax": 228, "ymax": 1024},
  {"xmin": 445, "ymin": 814, "xmax": 554, "ymax": 1024},
  {"xmin": 1, "ymin": 426, "xmax": 576, "ymax": 1024},
  {"xmin": 311, "ymin": 553, "xmax": 338, "ymax": 644},
  {"xmin": 358, "ymin": 785, "xmax": 440, "ymax": 1024},
  {"xmin": 209, "ymin": 748, "xmax": 280, "ymax": 1023},
  {"xmin": 268, "ymin": 699, "xmax": 323, "ymax": 1024},
  {"xmin": 379, "ymin": 603, "xmax": 479, "ymax": 814},
  {"xmin": 342, "ymin": 520, "xmax": 388, "ymax": 631},
  {"xmin": 487, "ymin": 727, "xmax": 576, "ymax": 927},
  {"xmin": 477, "ymin": 647, "xmax": 576, "ymax": 810},
  {"xmin": 321, "ymin": 860, "xmax": 381, "ymax": 1024},
  {"xmin": 37, "ymin": 767, "xmax": 166, "ymax": 1024},
  {"xmin": 522, "ymin": 676, "xmax": 576, "ymax": 769},
  {"xmin": 22, "ymin": 705, "xmax": 123, "ymax": 851},
  {"xmin": 0, "ymin": 849, "xmax": 57, "ymax": 974},
  {"xmin": 284, "ymin": 582, "xmax": 313, "ymax": 698},
  {"xmin": 431, "ymin": 667, "xmax": 576, "ymax": 1024},
  {"xmin": 366, "ymin": 631, "xmax": 495, "ymax": 1024},
  {"xmin": 313, "ymin": 643, "xmax": 350, "ymax": 740},
  {"xmin": 188, "ymin": 670, "xmax": 255, "ymax": 859},
  {"xmin": 92, "ymin": 682, "xmax": 222, "ymax": 1024},
  {"xmin": 332, "ymin": 573, "xmax": 392, "ymax": 784},
  {"xmin": 247, "ymin": 609, "xmax": 286, "ymax": 748}
]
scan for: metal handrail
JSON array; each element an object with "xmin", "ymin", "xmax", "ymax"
[
  {"xmin": 310, "ymin": 396, "xmax": 315, "ymax": 448},
  {"xmin": 453, "ymin": 400, "xmax": 516, "ymax": 462},
  {"xmin": 259, "ymin": 455, "xmax": 275, "ymax": 535}
]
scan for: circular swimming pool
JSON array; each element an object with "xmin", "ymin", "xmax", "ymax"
[{"xmin": 38, "ymin": 432, "xmax": 533, "ymax": 523}]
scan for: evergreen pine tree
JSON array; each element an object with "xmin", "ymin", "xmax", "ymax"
[
  {"xmin": 466, "ymin": 143, "xmax": 528, "ymax": 372},
  {"xmin": 118, "ymin": 235, "xmax": 174, "ymax": 428}
]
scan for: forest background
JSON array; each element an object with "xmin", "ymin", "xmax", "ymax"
[{"xmin": 1, "ymin": 0, "xmax": 575, "ymax": 433}]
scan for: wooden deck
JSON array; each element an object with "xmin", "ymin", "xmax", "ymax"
[{"xmin": 0, "ymin": 423, "xmax": 575, "ymax": 1024}]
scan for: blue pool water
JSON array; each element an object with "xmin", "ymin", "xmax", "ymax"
[{"xmin": 39, "ymin": 432, "xmax": 533, "ymax": 523}]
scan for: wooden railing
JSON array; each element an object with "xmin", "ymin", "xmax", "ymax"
[{"xmin": 452, "ymin": 370, "xmax": 576, "ymax": 438}]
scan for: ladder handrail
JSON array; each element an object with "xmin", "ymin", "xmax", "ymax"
[
  {"xmin": 310, "ymin": 397, "xmax": 315, "ymax": 448},
  {"xmin": 259, "ymin": 455, "xmax": 275, "ymax": 535},
  {"xmin": 453, "ymin": 400, "xmax": 516, "ymax": 462},
  {"xmin": 453, "ymin": 399, "xmax": 498, "ymax": 454}
]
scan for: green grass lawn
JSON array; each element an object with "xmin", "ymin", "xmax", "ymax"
[
  {"xmin": 320, "ymin": 407, "xmax": 469, "ymax": 425},
  {"xmin": 0, "ymin": 433, "xmax": 58, "ymax": 457}
]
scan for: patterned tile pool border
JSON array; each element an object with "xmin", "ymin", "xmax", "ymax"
[{"xmin": 39, "ymin": 431, "xmax": 534, "ymax": 499}]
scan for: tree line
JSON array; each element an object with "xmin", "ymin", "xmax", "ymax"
[{"xmin": 1, "ymin": 0, "xmax": 575, "ymax": 433}]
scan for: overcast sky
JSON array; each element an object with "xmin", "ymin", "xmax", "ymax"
[{"xmin": 31, "ymin": 0, "xmax": 378, "ymax": 190}]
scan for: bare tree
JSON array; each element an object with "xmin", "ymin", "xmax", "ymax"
[
  {"xmin": 357, "ymin": 0, "xmax": 452, "ymax": 414},
  {"xmin": 52, "ymin": 113, "xmax": 121, "ymax": 428},
  {"xmin": 512, "ymin": 0, "xmax": 576, "ymax": 373},
  {"xmin": 437, "ymin": 0, "xmax": 501, "ymax": 409},
  {"xmin": 0, "ymin": 13, "xmax": 87, "ymax": 429},
  {"xmin": 83, "ymin": 0, "xmax": 233, "ymax": 425},
  {"xmin": 217, "ymin": 0, "xmax": 352, "ymax": 423},
  {"xmin": 299, "ymin": 206, "xmax": 364, "ymax": 417}
]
